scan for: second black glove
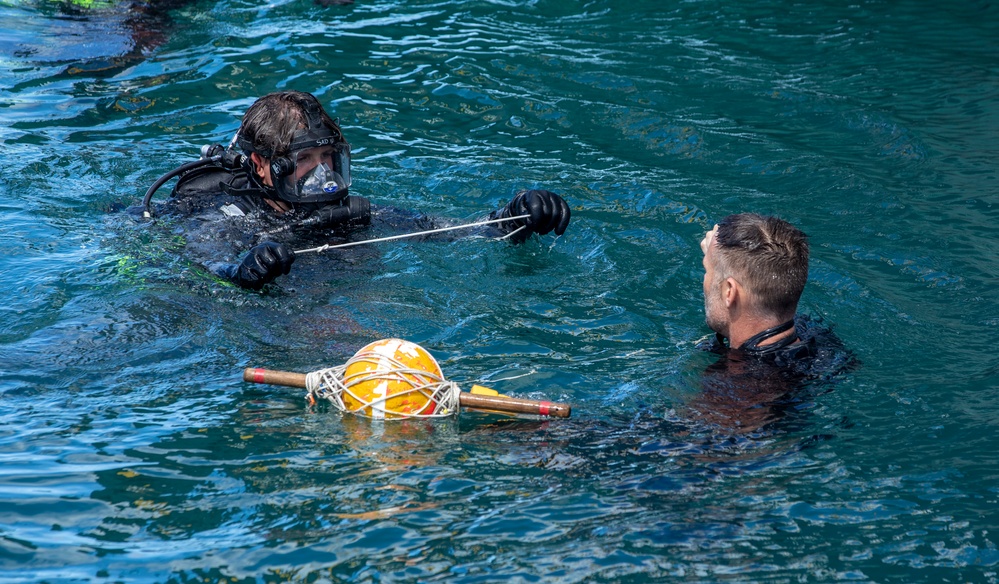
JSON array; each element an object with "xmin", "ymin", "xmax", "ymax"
[{"xmin": 493, "ymin": 189, "xmax": 571, "ymax": 243}]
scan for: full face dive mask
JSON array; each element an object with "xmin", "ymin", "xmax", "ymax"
[
  {"xmin": 269, "ymin": 141, "xmax": 351, "ymax": 204},
  {"xmin": 237, "ymin": 98, "xmax": 352, "ymax": 204}
]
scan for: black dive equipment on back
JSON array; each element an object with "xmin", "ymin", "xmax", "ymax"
[{"xmin": 140, "ymin": 144, "xmax": 244, "ymax": 218}]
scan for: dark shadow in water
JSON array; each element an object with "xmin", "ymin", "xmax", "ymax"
[
  {"xmin": 1, "ymin": 0, "xmax": 356, "ymax": 83},
  {"xmin": 1, "ymin": 0, "xmax": 185, "ymax": 80},
  {"xmin": 462, "ymin": 317, "xmax": 858, "ymax": 498}
]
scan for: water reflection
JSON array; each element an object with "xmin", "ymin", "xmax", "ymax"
[
  {"xmin": 457, "ymin": 316, "xmax": 856, "ymax": 508},
  {"xmin": 1, "ymin": 0, "xmax": 182, "ymax": 79},
  {"xmin": 3, "ymin": 0, "xmax": 998, "ymax": 579}
]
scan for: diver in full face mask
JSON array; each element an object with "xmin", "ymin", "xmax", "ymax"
[{"xmin": 142, "ymin": 91, "xmax": 571, "ymax": 290}]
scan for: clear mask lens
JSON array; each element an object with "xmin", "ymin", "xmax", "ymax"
[
  {"xmin": 298, "ymin": 162, "xmax": 348, "ymax": 199},
  {"xmin": 334, "ymin": 148, "xmax": 351, "ymax": 188},
  {"xmin": 275, "ymin": 145, "xmax": 351, "ymax": 203}
]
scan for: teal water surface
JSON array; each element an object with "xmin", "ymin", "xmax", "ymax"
[{"xmin": 2, "ymin": 0, "xmax": 998, "ymax": 582}]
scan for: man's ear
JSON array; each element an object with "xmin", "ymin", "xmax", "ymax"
[
  {"xmin": 249, "ymin": 152, "xmax": 268, "ymax": 179},
  {"xmin": 723, "ymin": 276, "xmax": 739, "ymax": 308}
]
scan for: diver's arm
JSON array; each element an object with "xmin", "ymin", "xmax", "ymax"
[
  {"xmin": 368, "ymin": 189, "xmax": 570, "ymax": 244},
  {"xmin": 169, "ymin": 195, "xmax": 296, "ymax": 290}
]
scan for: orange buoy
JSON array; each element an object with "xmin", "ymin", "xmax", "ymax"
[{"xmin": 340, "ymin": 338, "xmax": 446, "ymax": 419}]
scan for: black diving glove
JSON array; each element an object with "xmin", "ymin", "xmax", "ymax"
[
  {"xmin": 228, "ymin": 242, "xmax": 295, "ymax": 290},
  {"xmin": 491, "ymin": 189, "xmax": 571, "ymax": 244}
]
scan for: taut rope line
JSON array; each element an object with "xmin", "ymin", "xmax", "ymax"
[{"xmin": 295, "ymin": 214, "xmax": 530, "ymax": 254}]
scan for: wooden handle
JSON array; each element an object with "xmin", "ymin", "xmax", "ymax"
[
  {"xmin": 243, "ymin": 367, "xmax": 571, "ymax": 418},
  {"xmin": 458, "ymin": 392, "xmax": 571, "ymax": 418},
  {"xmin": 244, "ymin": 367, "xmax": 308, "ymax": 388}
]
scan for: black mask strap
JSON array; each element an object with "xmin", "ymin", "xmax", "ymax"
[
  {"xmin": 220, "ymin": 163, "xmax": 276, "ymax": 199},
  {"xmin": 739, "ymin": 319, "xmax": 797, "ymax": 355}
]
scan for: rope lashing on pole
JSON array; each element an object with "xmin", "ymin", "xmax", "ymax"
[
  {"xmin": 304, "ymin": 343, "xmax": 462, "ymax": 419},
  {"xmin": 295, "ymin": 214, "xmax": 530, "ymax": 254}
]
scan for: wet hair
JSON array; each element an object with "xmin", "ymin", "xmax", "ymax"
[
  {"xmin": 714, "ymin": 213, "xmax": 809, "ymax": 320},
  {"xmin": 236, "ymin": 91, "xmax": 343, "ymax": 159}
]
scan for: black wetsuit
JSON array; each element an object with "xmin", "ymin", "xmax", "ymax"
[
  {"xmin": 692, "ymin": 314, "xmax": 856, "ymax": 432},
  {"xmin": 159, "ymin": 163, "xmax": 499, "ymax": 286},
  {"xmin": 698, "ymin": 314, "xmax": 853, "ymax": 376}
]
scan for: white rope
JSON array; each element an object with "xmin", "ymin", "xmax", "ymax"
[
  {"xmin": 306, "ymin": 365, "xmax": 347, "ymax": 410},
  {"xmin": 497, "ymin": 224, "xmax": 528, "ymax": 241},
  {"xmin": 295, "ymin": 214, "xmax": 530, "ymax": 254},
  {"xmin": 305, "ymin": 353, "xmax": 462, "ymax": 419}
]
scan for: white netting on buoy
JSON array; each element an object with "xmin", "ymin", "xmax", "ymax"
[{"xmin": 304, "ymin": 343, "xmax": 462, "ymax": 420}]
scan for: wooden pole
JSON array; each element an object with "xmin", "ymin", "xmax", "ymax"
[{"xmin": 243, "ymin": 367, "xmax": 571, "ymax": 419}]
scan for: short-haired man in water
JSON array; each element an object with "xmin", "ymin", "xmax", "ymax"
[
  {"xmin": 692, "ymin": 213, "xmax": 856, "ymax": 431},
  {"xmin": 700, "ymin": 212, "xmax": 809, "ymax": 356}
]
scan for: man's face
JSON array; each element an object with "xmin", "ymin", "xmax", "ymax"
[
  {"xmin": 253, "ymin": 146, "xmax": 337, "ymax": 186},
  {"xmin": 292, "ymin": 145, "xmax": 337, "ymax": 182},
  {"xmin": 701, "ymin": 225, "xmax": 728, "ymax": 336}
]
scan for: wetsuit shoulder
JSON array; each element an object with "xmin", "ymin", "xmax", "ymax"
[
  {"xmin": 697, "ymin": 314, "xmax": 855, "ymax": 378},
  {"xmin": 775, "ymin": 314, "xmax": 857, "ymax": 377}
]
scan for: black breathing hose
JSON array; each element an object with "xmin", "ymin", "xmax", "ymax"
[{"xmin": 141, "ymin": 155, "xmax": 222, "ymax": 218}]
